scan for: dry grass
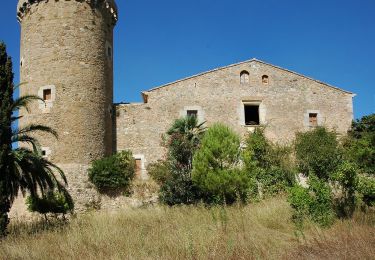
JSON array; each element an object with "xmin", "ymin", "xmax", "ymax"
[{"xmin": 0, "ymin": 198, "xmax": 374, "ymax": 260}]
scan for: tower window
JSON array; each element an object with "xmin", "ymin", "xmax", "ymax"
[
  {"xmin": 187, "ymin": 110, "xmax": 198, "ymax": 118},
  {"xmin": 43, "ymin": 89, "xmax": 52, "ymax": 101},
  {"xmin": 309, "ymin": 113, "xmax": 318, "ymax": 127},
  {"xmin": 240, "ymin": 71, "xmax": 250, "ymax": 84},
  {"xmin": 107, "ymin": 46, "xmax": 112, "ymax": 59},
  {"xmin": 244, "ymin": 105, "xmax": 260, "ymax": 126},
  {"xmin": 262, "ymin": 75, "xmax": 269, "ymax": 84}
]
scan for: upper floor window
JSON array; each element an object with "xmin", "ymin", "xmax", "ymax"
[
  {"xmin": 43, "ymin": 89, "xmax": 52, "ymax": 101},
  {"xmin": 240, "ymin": 71, "xmax": 250, "ymax": 84},
  {"xmin": 309, "ymin": 113, "xmax": 318, "ymax": 127},
  {"xmin": 262, "ymin": 75, "xmax": 269, "ymax": 85},
  {"xmin": 187, "ymin": 110, "xmax": 198, "ymax": 118}
]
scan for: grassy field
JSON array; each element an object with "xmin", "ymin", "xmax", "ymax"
[{"xmin": 1, "ymin": 197, "xmax": 374, "ymax": 260}]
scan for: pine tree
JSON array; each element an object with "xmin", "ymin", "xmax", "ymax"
[{"xmin": 0, "ymin": 42, "xmax": 14, "ymax": 236}]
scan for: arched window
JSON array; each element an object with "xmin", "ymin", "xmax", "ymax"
[
  {"xmin": 240, "ymin": 71, "xmax": 250, "ymax": 84},
  {"xmin": 262, "ymin": 75, "xmax": 269, "ymax": 85}
]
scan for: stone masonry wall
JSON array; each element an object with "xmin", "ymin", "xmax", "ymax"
[{"xmin": 115, "ymin": 59, "xmax": 354, "ymax": 174}]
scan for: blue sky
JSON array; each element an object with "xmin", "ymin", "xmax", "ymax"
[{"xmin": 1, "ymin": 0, "xmax": 374, "ymax": 119}]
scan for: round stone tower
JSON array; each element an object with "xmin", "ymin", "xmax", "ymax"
[
  {"xmin": 17, "ymin": 0, "xmax": 117, "ymax": 165},
  {"xmin": 15, "ymin": 0, "xmax": 118, "ymax": 210}
]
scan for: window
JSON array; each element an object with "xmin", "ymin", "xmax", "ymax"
[
  {"xmin": 187, "ymin": 110, "xmax": 198, "ymax": 118},
  {"xmin": 135, "ymin": 159, "xmax": 142, "ymax": 178},
  {"xmin": 244, "ymin": 105, "xmax": 260, "ymax": 125},
  {"xmin": 262, "ymin": 75, "xmax": 269, "ymax": 85},
  {"xmin": 240, "ymin": 71, "xmax": 250, "ymax": 84},
  {"xmin": 107, "ymin": 46, "xmax": 112, "ymax": 59},
  {"xmin": 309, "ymin": 113, "xmax": 318, "ymax": 127},
  {"xmin": 43, "ymin": 89, "xmax": 52, "ymax": 101}
]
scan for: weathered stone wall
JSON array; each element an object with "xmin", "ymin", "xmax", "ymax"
[{"xmin": 115, "ymin": 59, "xmax": 354, "ymax": 172}]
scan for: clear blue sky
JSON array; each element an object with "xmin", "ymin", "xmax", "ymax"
[{"xmin": 1, "ymin": 0, "xmax": 374, "ymax": 119}]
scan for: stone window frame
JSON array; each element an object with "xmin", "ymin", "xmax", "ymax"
[
  {"xmin": 38, "ymin": 85, "xmax": 56, "ymax": 113},
  {"xmin": 304, "ymin": 109, "xmax": 322, "ymax": 128},
  {"xmin": 41, "ymin": 147, "xmax": 51, "ymax": 159},
  {"xmin": 239, "ymin": 100, "xmax": 266, "ymax": 128},
  {"xmin": 240, "ymin": 70, "xmax": 250, "ymax": 84},
  {"xmin": 179, "ymin": 105, "xmax": 205, "ymax": 124}
]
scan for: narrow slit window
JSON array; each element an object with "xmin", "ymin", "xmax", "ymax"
[
  {"xmin": 244, "ymin": 105, "xmax": 260, "ymax": 126},
  {"xmin": 240, "ymin": 71, "xmax": 250, "ymax": 84},
  {"xmin": 107, "ymin": 46, "xmax": 112, "ymax": 59},
  {"xmin": 309, "ymin": 113, "xmax": 318, "ymax": 127},
  {"xmin": 43, "ymin": 89, "xmax": 52, "ymax": 101},
  {"xmin": 187, "ymin": 110, "xmax": 198, "ymax": 118}
]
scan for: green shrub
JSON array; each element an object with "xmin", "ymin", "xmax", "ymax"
[
  {"xmin": 88, "ymin": 151, "xmax": 135, "ymax": 193},
  {"xmin": 192, "ymin": 123, "xmax": 253, "ymax": 204},
  {"xmin": 26, "ymin": 189, "xmax": 74, "ymax": 216},
  {"xmin": 295, "ymin": 127, "xmax": 342, "ymax": 180},
  {"xmin": 344, "ymin": 114, "xmax": 375, "ymax": 175},
  {"xmin": 332, "ymin": 161, "xmax": 359, "ymax": 217},
  {"xmin": 149, "ymin": 117, "xmax": 205, "ymax": 205},
  {"xmin": 288, "ymin": 175, "xmax": 335, "ymax": 228},
  {"xmin": 358, "ymin": 176, "xmax": 375, "ymax": 208},
  {"xmin": 243, "ymin": 128, "xmax": 295, "ymax": 197}
]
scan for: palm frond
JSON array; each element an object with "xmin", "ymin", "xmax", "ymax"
[
  {"xmin": 11, "ymin": 95, "xmax": 43, "ymax": 113},
  {"xmin": 15, "ymin": 124, "xmax": 58, "ymax": 139}
]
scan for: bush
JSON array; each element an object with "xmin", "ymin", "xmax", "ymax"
[
  {"xmin": 331, "ymin": 161, "xmax": 359, "ymax": 218},
  {"xmin": 192, "ymin": 123, "xmax": 253, "ymax": 204},
  {"xmin": 149, "ymin": 117, "xmax": 205, "ymax": 205},
  {"xmin": 295, "ymin": 127, "xmax": 342, "ymax": 180},
  {"xmin": 288, "ymin": 175, "xmax": 335, "ymax": 228},
  {"xmin": 243, "ymin": 128, "xmax": 295, "ymax": 197},
  {"xmin": 357, "ymin": 176, "xmax": 375, "ymax": 208},
  {"xmin": 344, "ymin": 114, "xmax": 375, "ymax": 175},
  {"xmin": 26, "ymin": 189, "xmax": 74, "ymax": 217},
  {"xmin": 88, "ymin": 151, "xmax": 135, "ymax": 193}
]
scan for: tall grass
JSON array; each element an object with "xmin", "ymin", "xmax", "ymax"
[{"xmin": 1, "ymin": 198, "xmax": 374, "ymax": 260}]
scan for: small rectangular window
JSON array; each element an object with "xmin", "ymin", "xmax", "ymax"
[
  {"xmin": 107, "ymin": 46, "xmax": 112, "ymax": 58},
  {"xmin": 244, "ymin": 105, "xmax": 260, "ymax": 126},
  {"xmin": 187, "ymin": 110, "xmax": 198, "ymax": 118},
  {"xmin": 135, "ymin": 159, "xmax": 142, "ymax": 177},
  {"xmin": 43, "ymin": 89, "xmax": 51, "ymax": 101},
  {"xmin": 309, "ymin": 113, "xmax": 318, "ymax": 127}
]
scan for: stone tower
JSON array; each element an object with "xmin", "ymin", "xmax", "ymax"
[{"xmin": 16, "ymin": 0, "xmax": 118, "ymax": 208}]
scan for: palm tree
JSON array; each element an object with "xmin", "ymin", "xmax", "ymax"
[
  {"xmin": 0, "ymin": 93, "xmax": 67, "ymax": 236},
  {"xmin": 167, "ymin": 116, "xmax": 206, "ymax": 170}
]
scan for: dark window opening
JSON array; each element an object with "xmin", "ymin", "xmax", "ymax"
[
  {"xmin": 107, "ymin": 46, "xmax": 112, "ymax": 58},
  {"xmin": 262, "ymin": 75, "xmax": 269, "ymax": 84},
  {"xmin": 43, "ymin": 89, "xmax": 51, "ymax": 101},
  {"xmin": 187, "ymin": 110, "xmax": 198, "ymax": 118},
  {"xmin": 244, "ymin": 105, "xmax": 260, "ymax": 126},
  {"xmin": 309, "ymin": 113, "xmax": 318, "ymax": 127},
  {"xmin": 42, "ymin": 150, "xmax": 46, "ymax": 156},
  {"xmin": 240, "ymin": 70, "xmax": 250, "ymax": 84}
]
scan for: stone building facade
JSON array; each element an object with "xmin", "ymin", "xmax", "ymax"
[
  {"xmin": 116, "ymin": 59, "xmax": 355, "ymax": 176},
  {"xmin": 12, "ymin": 0, "xmax": 355, "ymax": 217}
]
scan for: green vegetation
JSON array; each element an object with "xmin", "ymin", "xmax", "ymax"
[
  {"xmin": 1, "ymin": 197, "xmax": 374, "ymax": 259},
  {"xmin": 243, "ymin": 128, "xmax": 295, "ymax": 197},
  {"xmin": 192, "ymin": 123, "xmax": 253, "ymax": 204},
  {"xmin": 148, "ymin": 116, "xmax": 205, "ymax": 205},
  {"xmin": 26, "ymin": 190, "xmax": 74, "ymax": 219},
  {"xmin": 88, "ymin": 150, "xmax": 135, "ymax": 194},
  {"xmin": 0, "ymin": 42, "xmax": 68, "ymax": 237}
]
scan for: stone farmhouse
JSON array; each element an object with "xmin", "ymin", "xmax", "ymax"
[{"xmin": 12, "ymin": 0, "xmax": 355, "ymax": 214}]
